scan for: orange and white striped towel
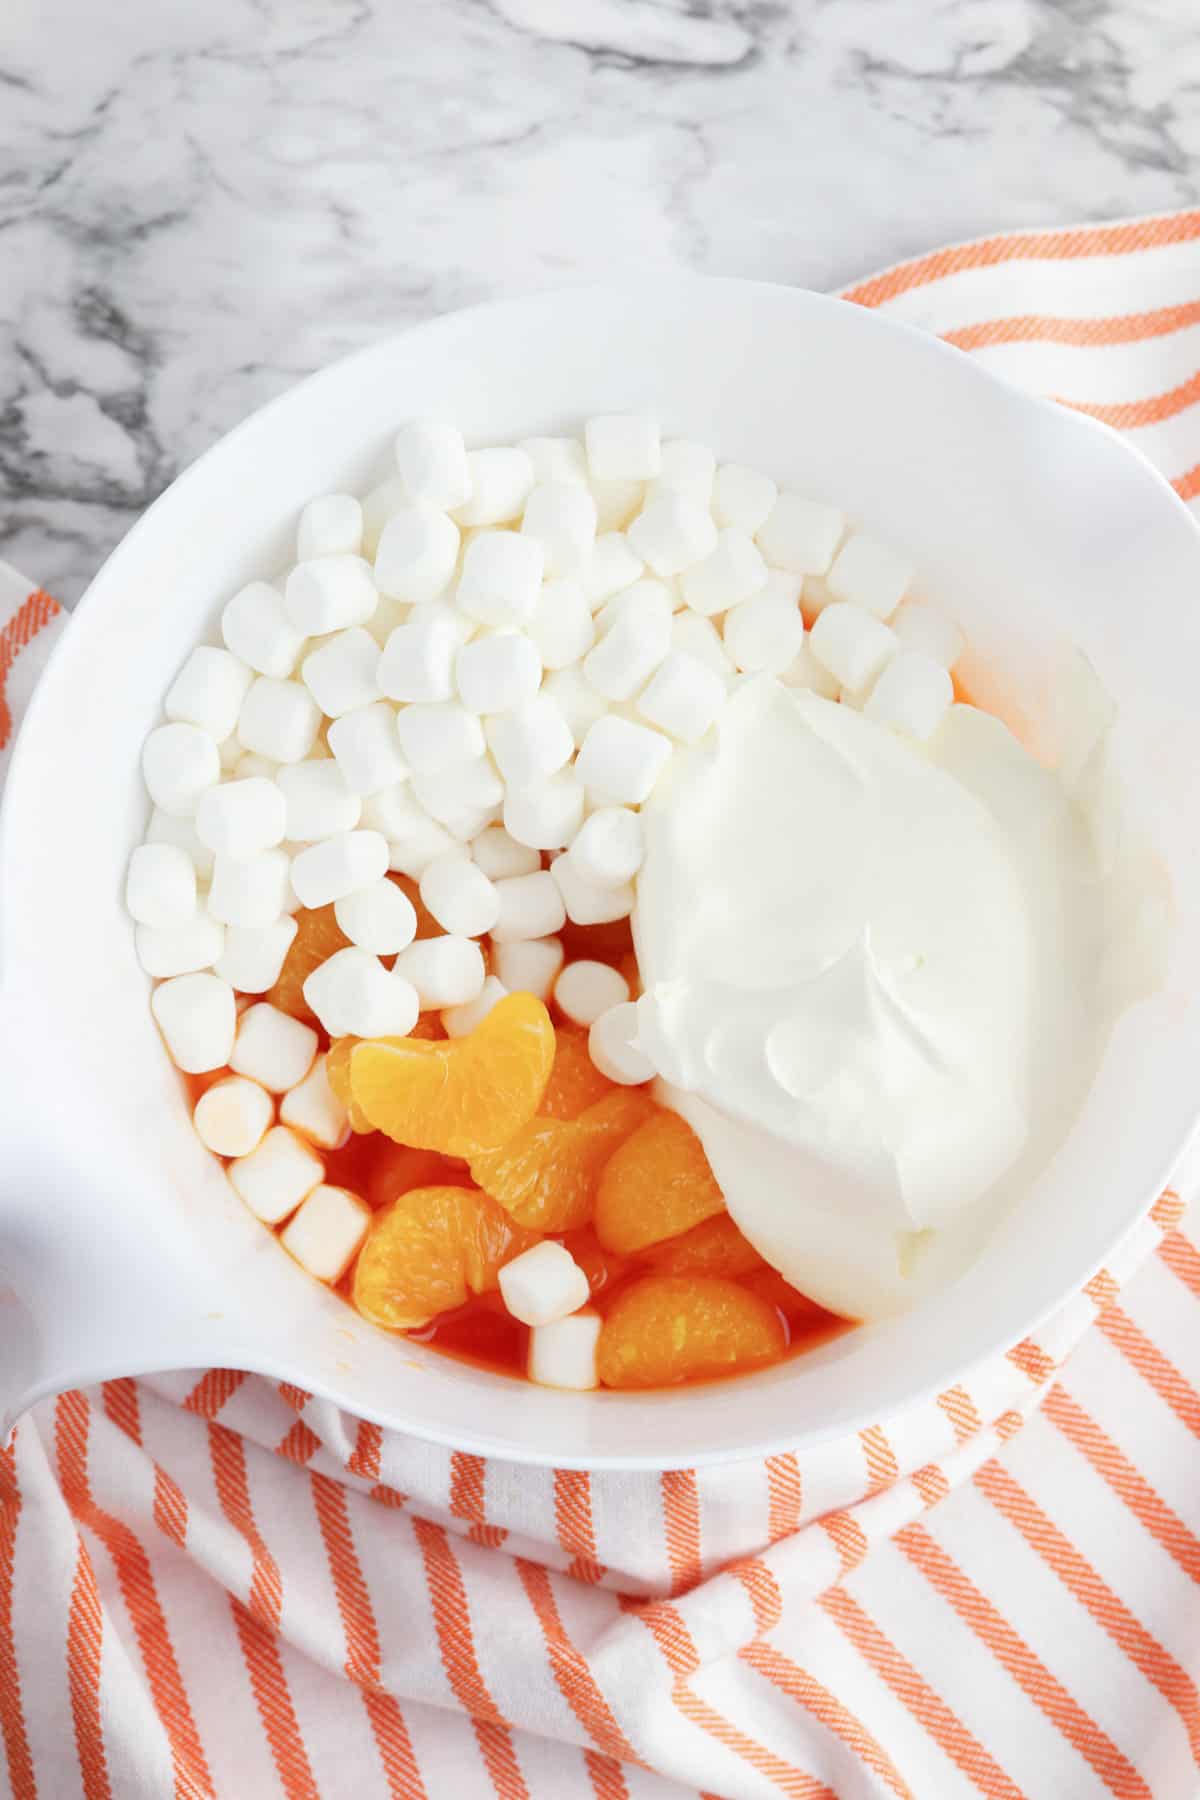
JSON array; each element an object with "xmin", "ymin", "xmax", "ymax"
[{"xmin": 2, "ymin": 210, "xmax": 1200, "ymax": 1800}]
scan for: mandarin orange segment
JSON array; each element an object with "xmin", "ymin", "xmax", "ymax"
[
  {"xmin": 349, "ymin": 992, "xmax": 555, "ymax": 1157},
  {"xmin": 594, "ymin": 1110, "xmax": 725, "ymax": 1255},
  {"xmin": 538, "ymin": 1028, "xmax": 616, "ymax": 1120},
  {"xmin": 469, "ymin": 1088, "xmax": 653, "ymax": 1231},
  {"xmin": 560, "ymin": 1227, "xmax": 629, "ymax": 1299},
  {"xmin": 643, "ymin": 1212, "xmax": 764, "ymax": 1279},
  {"xmin": 351, "ymin": 1184, "xmax": 539, "ymax": 1330},
  {"xmin": 742, "ymin": 1266, "xmax": 841, "ymax": 1328},
  {"xmin": 268, "ymin": 904, "xmax": 350, "ymax": 1022},
  {"xmin": 596, "ymin": 1275, "xmax": 785, "ymax": 1389},
  {"xmin": 365, "ymin": 1143, "xmax": 474, "ymax": 1211},
  {"xmin": 409, "ymin": 1013, "xmax": 447, "ymax": 1039},
  {"xmin": 325, "ymin": 1036, "xmax": 374, "ymax": 1133}
]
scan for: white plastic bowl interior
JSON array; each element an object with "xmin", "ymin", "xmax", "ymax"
[{"xmin": 3, "ymin": 280, "xmax": 1200, "ymax": 1469}]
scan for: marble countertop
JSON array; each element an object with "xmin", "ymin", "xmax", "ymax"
[{"xmin": 2, "ymin": 0, "xmax": 1196, "ymax": 604}]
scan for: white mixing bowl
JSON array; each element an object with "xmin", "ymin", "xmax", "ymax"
[{"xmin": 3, "ymin": 280, "xmax": 1200, "ymax": 1468}]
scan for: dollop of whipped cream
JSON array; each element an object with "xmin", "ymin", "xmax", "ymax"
[{"xmin": 633, "ymin": 676, "xmax": 1113, "ymax": 1320}]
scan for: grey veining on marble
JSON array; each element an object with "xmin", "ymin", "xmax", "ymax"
[{"xmin": 1, "ymin": 0, "xmax": 1197, "ymax": 603}]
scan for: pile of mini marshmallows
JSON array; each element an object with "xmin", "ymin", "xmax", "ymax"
[{"xmin": 127, "ymin": 416, "xmax": 963, "ymax": 1303}]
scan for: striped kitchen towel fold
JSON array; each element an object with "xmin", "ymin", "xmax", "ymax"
[{"xmin": 1, "ymin": 208, "xmax": 1199, "ymax": 1800}]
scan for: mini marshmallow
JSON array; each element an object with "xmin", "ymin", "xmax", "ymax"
[
  {"xmin": 393, "ymin": 935, "xmax": 486, "ymax": 1008},
  {"xmin": 809, "ymin": 603, "xmax": 898, "ymax": 694},
  {"xmin": 827, "ymin": 532, "xmax": 913, "ymax": 620},
  {"xmin": 374, "ymin": 508, "xmax": 460, "ymax": 604},
  {"xmin": 284, "ymin": 555, "xmax": 377, "ymax": 635},
  {"xmin": 864, "ymin": 651, "xmax": 954, "ymax": 741},
  {"xmin": 646, "ymin": 438, "xmax": 716, "ymax": 504},
  {"xmin": 575, "ymin": 715, "xmax": 672, "ymax": 807},
  {"xmin": 195, "ymin": 777, "xmax": 287, "ymax": 859},
  {"xmin": 542, "ymin": 665, "xmax": 609, "ymax": 746},
  {"xmin": 125, "ymin": 842, "xmax": 197, "ymax": 927},
  {"xmin": 146, "ymin": 806, "xmax": 215, "ymax": 880},
  {"xmin": 222, "ymin": 581, "xmax": 307, "ymax": 680},
  {"xmin": 395, "ymin": 701, "xmax": 485, "ymax": 776},
  {"xmin": 361, "ymin": 476, "xmax": 409, "ymax": 558},
  {"xmin": 636, "ymin": 648, "xmax": 726, "ymax": 743},
  {"xmin": 442, "ymin": 975, "xmax": 509, "ymax": 1039},
  {"xmin": 238, "ymin": 677, "xmax": 322, "ymax": 765},
  {"xmin": 554, "ymin": 960, "xmax": 630, "ymax": 1028},
  {"xmin": 525, "ymin": 579, "xmax": 593, "ymax": 671},
  {"xmin": 377, "ymin": 610, "xmax": 458, "ymax": 703},
  {"xmin": 712, "ymin": 462, "xmax": 778, "ymax": 534},
  {"xmin": 585, "ymin": 414, "xmax": 661, "ymax": 482},
  {"xmin": 301, "ymin": 628, "xmax": 381, "ymax": 718},
  {"xmin": 569, "ymin": 806, "xmax": 643, "ymax": 887},
  {"xmin": 455, "ymin": 633, "xmax": 542, "ymax": 714},
  {"xmin": 590, "ymin": 479, "xmax": 645, "ymax": 533},
  {"xmin": 362, "ymin": 786, "xmax": 458, "ymax": 878},
  {"xmin": 518, "ymin": 436, "xmax": 589, "ymax": 486},
  {"xmin": 193, "ymin": 1077, "xmax": 274, "ymax": 1158},
  {"xmin": 453, "ymin": 447, "xmax": 534, "ymax": 526},
  {"xmin": 583, "ymin": 582, "xmax": 672, "ymax": 702},
  {"xmin": 328, "ymin": 701, "xmax": 410, "ymax": 795},
  {"xmin": 579, "ymin": 533, "xmax": 645, "ymax": 607},
  {"xmin": 365, "ymin": 592, "xmax": 413, "ymax": 649},
  {"xmin": 394, "ymin": 419, "xmax": 472, "ymax": 511},
  {"xmin": 779, "ymin": 640, "xmax": 840, "ymax": 698},
  {"xmin": 215, "ymin": 917, "xmax": 299, "ymax": 993},
  {"xmin": 165, "ymin": 647, "xmax": 254, "ymax": 744},
  {"xmin": 891, "ymin": 599, "xmax": 965, "ymax": 669},
  {"xmin": 208, "ymin": 848, "xmax": 292, "ymax": 929},
  {"xmin": 551, "ymin": 854, "xmax": 634, "ymax": 927},
  {"xmin": 142, "ymin": 723, "xmax": 221, "ymax": 817},
  {"xmin": 492, "ymin": 936, "xmax": 564, "ymax": 1000},
  {"xmin": 670, "ymin": 610, "xmax": 734, "ymax": 677},
  {"xmin": 151, "ymin": 971, "xmax": 237, "ymax": 1073},
  {"xmin": 528, "ymin": 1311, "xmax": 601, "ymax": 1390},
  {"xmin": 230, "ymin": 1001, "xmax": 318, "ymax": 1092},
  {"xmin": 679, "ymin": 527, "xmax": 768, "ymax": 617},
  {"xmin": 471, "ymin": 824, "xmax": 540, "ymax": 880},
  {"xmin": 219, "ymin": 733, "xmax": 243, "ymax": 771},
  {"xmin": 137, "ymin": 916, "xmax": 226, "ymax": 979},
  {"xmin": 281, "ymin": 1184, "xmax": 370, "ymax": 1283},
  {"xmin": 521, "ymin": 482, "xmax": 597, "ymax": 575},
  {"xmin": 303, "ymin": 947, "xmax": 420, "ymax": 1037},
  {"xmin": 335, "ymin": 876, "xmax": 417, "ymax": 954},
  {"xmin": 756, "ymin": 493, "xmax": 845, "ymax": 576},
  {"xmin": 291, "ymin": 830, "xmax": 389, "ymax": 909},
  {"xmin": 279, "ymin": 1054, "xmax": 350, "ymax": 1150},
  {"xmin": 588, "ymin": 1001, "xmax": 653, "ymax": 1085},
  {"xmin": 412, "ymin": 756, "xmax": 504, "ymax": 831},
  {"xmin": 487, "ymin": 694, "xmax": 573, "ymax": 786},
  {"xmin": 503, "ymin": 770, "xmax": 585, "ymax": 850},
  {"xmin": 490, "ymin": 871, "xmax": 567, "ymax": 944},
  {"xmin": 229, "ymin": 1125, "xmax": 324, "ymax": 1224},
  {"xmin": 276, "ymin": 761, "xmax": 361, "ymax": 841},
  {"xmin": 419, "ymin": 853, "xmax": 500, "ymax": 936},
  {"xmin": 297, "ymin": 494, "xmax": 363, "ymax": 561},
  {"xmin": 457, "ymin": 531, "xmax": 545, "ymax": 628},
  {"xmin": 627, "ymin": 493, "xmax": 717, "ymax": 578},
  {"xmin": 499, "ymin": 1241, "xmax": 589, "ymax": 1327},
  {"xmin": 234, "ymin": 752, "xmax": 278, "ymax": 781},
  {"xmin": 723, "ymin": 588, "xmax": 806, "ymax": 675}
]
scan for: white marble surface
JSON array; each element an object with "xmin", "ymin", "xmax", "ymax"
[{"xmin": 2, "ymin": 0, "xmax": 1196, "ymax": 603}]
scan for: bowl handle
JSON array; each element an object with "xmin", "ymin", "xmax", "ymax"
[{"xmin": 0, "ymin": 1070, "xmax": 262, "ymax": 1444}]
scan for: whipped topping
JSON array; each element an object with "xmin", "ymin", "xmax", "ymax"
[{"xmin": 633, "ymin": 676, "xmax": 1126, "ymax": 1320}]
